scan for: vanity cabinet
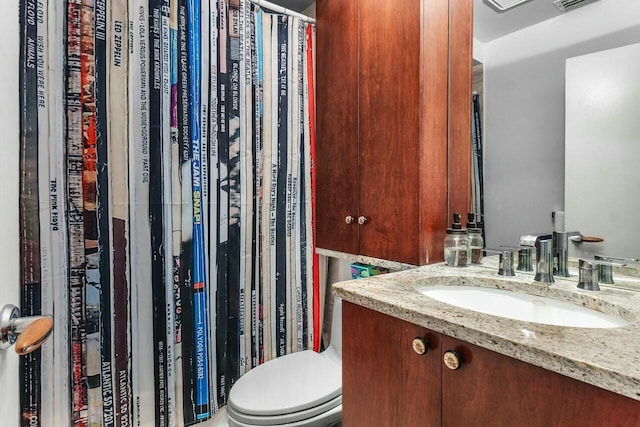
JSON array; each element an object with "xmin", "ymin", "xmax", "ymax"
[
  {"xmin": 315, "ymin": 0, "xmax": 473, "ymax": 265},
  {"xmin": 343, "ymin": 302, "xmax": 640, "ymax": 427},
  {"xmin": 342, "ymin": 299, "xmax": 441, "ymax": 426}
]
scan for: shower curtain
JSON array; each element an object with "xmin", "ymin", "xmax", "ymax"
[{"xmin": 16, "ymin": 0, "xmax": 317, "ymax": 426}]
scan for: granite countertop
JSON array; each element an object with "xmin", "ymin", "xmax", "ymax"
[{"xmin": 332, "ymin": 257, "xmax": 640, "ymax": 401}]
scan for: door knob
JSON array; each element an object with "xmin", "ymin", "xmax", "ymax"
[
  {"xmin": 443, "ymin": 350, "xmax": 462, "ymax": 370},
  {"xmin": 0, "ymin": 304, "xmax": 54, "ymax": 355},
  {"xmin": 358, "ymin": 216, "xmax": 368, "ymax": 225},
  {"xmin": 345, "ymin": 215, "xmax": 355, "ymax": 224}
]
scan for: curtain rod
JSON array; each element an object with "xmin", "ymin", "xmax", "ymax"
[{"xmin": 249, "ymin": 0, "xmax": 317, "ymax": 23}]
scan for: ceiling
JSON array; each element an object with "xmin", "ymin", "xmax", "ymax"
[
  {"xmin": 474, "ymin": 0, "xmax": 565, "ymax": 42},
  {"xmin": 269, "ymin": 0, "xmax": 589, "ymax": 43},
  {"xmin": 268, "ymin": 0, "xmax": 316, "ymax": 13}
]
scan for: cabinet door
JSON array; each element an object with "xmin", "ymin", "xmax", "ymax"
[
  {"xmin": 357, "ymin": 0, "xmax": 422, "ymax": 264},
  {"xmin": 441, "ymin": 336, "xmax": 640, "ymax": 427},
  {"xmin": 342, "ymin": 302, "xmax": 441, "ymax": 427},
  {"xmin": 316, "ymin": 0, "xmax": 469, "ymax": 265},
  {"xmin": 316, "ymin": 0, "xmax": 359, "ymax": 254}
]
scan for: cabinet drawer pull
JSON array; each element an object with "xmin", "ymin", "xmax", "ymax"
[
  {"xmin": 358, "ymin": 216, "xmax": 368, "ymax": 225},
  {"xmin": 412, "ymin": 337, "xmax": 429, "ymax": 355},
  {"xmin": 345, "ymin": 215, "xmax": 355, "ymax": 224},
  {"xmin": 443, "ymin": 350, "xmax": 462, "ymax": 370}
]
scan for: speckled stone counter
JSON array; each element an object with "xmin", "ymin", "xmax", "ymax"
[
  {"xmin": 332, "ymin": 257, "xmax": 640, "ymax": 401},
  {"xmin": 316, "ymin": 248, "xmax": 417, "ymax": 272}
]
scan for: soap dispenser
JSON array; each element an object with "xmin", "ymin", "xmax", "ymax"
[
  {"xmin": 444, "ymin": 213, "xmax": 469, "ymax": 267},
  {"xmin": 467, "ymin": 213, "xmax": 484, "ymax": 264}
]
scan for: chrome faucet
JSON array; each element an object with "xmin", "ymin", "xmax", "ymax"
[
  {"xmin": 594, "ymin": 255, "xmax": 639, "ymax": 284},
  {"xmin": 577, "ymin": 258, "xmax": 626, "ymax": 291},
  {"xmin": 552, "ymin": 231, "xmax": 582, "ymax": 277},
  {"xmin": 519, "ymin": 234, "xmax": 554, "ymax": 284}
]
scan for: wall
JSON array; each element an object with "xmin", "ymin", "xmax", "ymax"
[
  {"xmin": 303, "ymin": 2, "xmax": 316, "ymax": 18},
  {"xmin": 482, "ymin": 0, "xmax": 640, "ymax": 248},
  {"xmin": 473, "ymin": 37, "xmax": 484, "ymax": 63}
]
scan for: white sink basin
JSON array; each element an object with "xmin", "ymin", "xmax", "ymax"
[{"xmin": 417, "ymin": 285, "xmax": 628, "ymax": 328}]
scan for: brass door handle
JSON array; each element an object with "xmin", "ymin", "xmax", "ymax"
[
  {"xmin": 15, "ymin": 317, "xmax": 54, "ymax": 355},
  {"xmin": 345, "ymin": 215, "xmax": 355, "ymax": 224},
  {"xmin": 0, "ymin": 304, "xmax": 54, "ymax": 355},
  {"xmin": 358, "ymin": 216, "xmax": 368, "ymax": 225}
]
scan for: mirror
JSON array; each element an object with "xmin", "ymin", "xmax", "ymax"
[
  {"xmin": 565, "ymin": 43, "xmax": 640, "ymax": 260},
  {"xmin": 473, "ymin": 0, "xmax": 640, "ymax": 260}
]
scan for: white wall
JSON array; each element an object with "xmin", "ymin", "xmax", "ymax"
[
  {"xmin": 0, "ymin": 1, "xmax": 21, "ymax": 425},
  {"xmin": 473, "ymin": 38, "xmax": 484, "ymax": 63},
  {"xmin": 302, "ymin": 3, "xmax": 316, "ymax": 18},
  {"xmin": 482, "ymin": 0, "xmax": 640, "ymax": 248}
]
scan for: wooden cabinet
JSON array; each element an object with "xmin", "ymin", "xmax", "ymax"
[
  {"xmin": 342, "ymin": 300, "xmax": 441, "ymax": 426},
  {"xmin": 315, "ymin": 0, "xmax": 473, "ymax": 265},
  {"xmin": 441, "ymin": 335, "xmax": 640, "ymax": 426},
  {"xmin": 343, "ymin": 302, "xmax": 640, "ymax": 427}
]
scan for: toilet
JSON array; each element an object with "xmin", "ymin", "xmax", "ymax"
[{"xmin": 226, "ymin": 298, "xmax": 342, "ymax": 427}]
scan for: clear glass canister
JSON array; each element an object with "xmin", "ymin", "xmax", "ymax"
[
  {"xmin": 444, "ymin": 230, "xmax": 469, "ymax": 267},
  {"xmin": 468, "ymin": 229, "xmax": 484, "ymax": 264}
]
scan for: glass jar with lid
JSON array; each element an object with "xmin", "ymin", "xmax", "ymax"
[
  {"xmin": 444, "ymin": 213, "xmax": 469, "ymax": 267},
  {"xmin": 467, "ymin": 213, "xmax": 484, "ymax": 264}
]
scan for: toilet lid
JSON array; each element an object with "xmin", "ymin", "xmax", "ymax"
[{"xmin": 228, "ymin": 350, "xmax": 342, "ymax": 417}]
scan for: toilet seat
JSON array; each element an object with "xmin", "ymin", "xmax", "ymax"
[
  {"xmin": 227, "ymin": 396, "xmax": 341, "ymax": 426},
  {"xmin": 227, "ymin": 349, "xmax": 341, "ymax": 426}
]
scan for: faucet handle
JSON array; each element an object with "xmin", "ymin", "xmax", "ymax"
[
  {"xmin": 554, "ymin": 231, "xmax": 582, "ymax": 238},
  {"xmin": 519, "ymin": 233, "xmax": 553, "ymax": 247},
  {"xmin": 496, "ymin": 246, "xmax": 521, "ymax": 252},
  {"xmin": 569, "ymin": 235, "xmax": 604, "ymax": 243},
  {"xmin": 594, "ymin": 255, "xmax": 639, "ymax": 263},
  {"xmin": 516, "ymin": 247, "xmax": 534, "ymax": 272},
  {"xmin": 554, "ymin": 231, "xmax": 582, "ymax": 247},
  {"xmin": 495, "ymin": 246, "xmax": 534, "ymax": 272},
  {"xmin": 577, "ymin": 258, "xmax": 626, "ymax": 291},
  {"xmin": 486, "ymin": 247, "xmax": 520, "ymax": 276},
  {"xmin": 593, "ymin": 255, "xmax": 638, "ymax": 284},
  {"xmin": 579, "ymin": 258, "xmax": 626, "ymax": 268},
  {"xmin": 519, "ymin": 234, "xmax": 554, "ymax": 283}
]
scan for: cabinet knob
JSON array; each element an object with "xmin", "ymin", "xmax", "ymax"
[
  {"xmin": 412, "ymin": 337, "xmax": 429, "ymax": 355},
  {"xmin": 443, "ymin": 350, "xmax": 462, "ymax": 370},
  {"xmin": 345, "ymin": 215, "xmax": 355, "ymax": 224},
  {"xmin": 358, "ymin": 216, "xmax": 368, "ymax": 225}
]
